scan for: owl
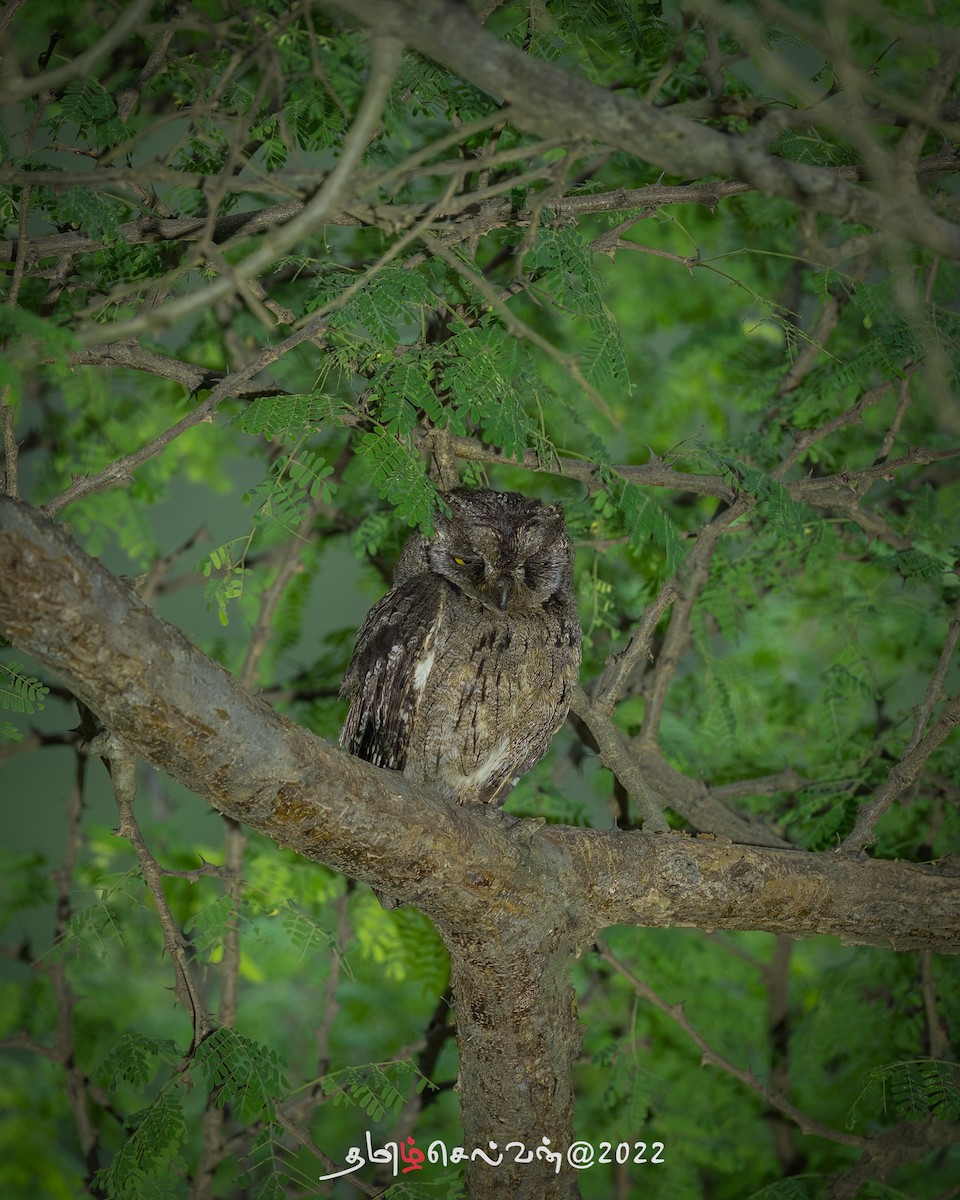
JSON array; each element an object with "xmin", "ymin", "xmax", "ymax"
[{"xmin": 340, "ymin": 489, "xmax": 582, "ymax": 809}]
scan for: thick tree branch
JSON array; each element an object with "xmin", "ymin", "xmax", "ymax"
[
  {"xmin": 323, "ymin": 0, "xmax": 960, "ymax": 261},
  {"xmin": 1, "ymin": 494, "xmax": 958, "ymax": 1198},
  {"xmin": 1, "ymin": 496, "xmax": 957, "ymax": 953}
]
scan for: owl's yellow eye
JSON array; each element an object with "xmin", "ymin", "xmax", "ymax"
[{"xmin": 453, "ymin": 556, "xmax": 466, "ymax": 565}]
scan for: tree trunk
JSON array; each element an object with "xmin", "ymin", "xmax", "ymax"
[{"xmin": 441, "ymin": 921, "xmax": 583, "ymax": 1200}]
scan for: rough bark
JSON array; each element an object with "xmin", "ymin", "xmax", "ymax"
[{"xmin": 1, "ymin": 496, "xmax": 959, "ymax": 1198}]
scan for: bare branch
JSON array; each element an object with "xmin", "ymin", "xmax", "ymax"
[
  {"xmin": 91, "ymin": 730, "xmax": 211, "ymax": 1047},
  {"xmin": 789, "ymin": 446, "xmax": 960, "ymax": 499},
  {"xmin": 843, "ymin": 697, "xmax": 960, "ymax": 854},
  {"xmin": 920, "ymin": 950, "xmax": 953, "ymax": 1062},
  {"xmin": 906, "ymin": 597, "xmax": 960, "ymax": 760},
  {"xmin": 842, "ymin": 597, "xmax": 960, "ymax": 852},
  {"xmin": 711, "ymin": 768, "xmax": 807, "ymax": 802},
  {"xmin": 66, "ymin": 341, "xmax": 286, "ymax": 396},
  {"xmin": 4, "ymin": 149, "xmax": 957, "ymax": 274},
  {"xmin": 597, "ymin": 942, "xmax": 866, "ymax": 1147},
  {"xmin": 46, "ymin": 748, "xmax": 100, "ymax": 1172},
  {"xmin": 323, "ymin": 0, "xmax": 960, "ymax": 260},
  {"xmin": 39, "ymin": 321, "xmax": 328, "ymax": 517},
  {"xmin": 568, "ymin": 688, "xmax": 670, "ymax": 832},
  {"xmin": 638, "ymin": 515, "xmax": 723, "ymax": 745},
  {"xmin": 439, "ymin": 433, "xmax": 735, "ymax": 500},
  {"xmin": 1, "ymin": 0, "xmax": 154, "ymax": 102},
  {"xmin": 766, "ymin": 937, "xmax": 799, "ymax": 1174}
]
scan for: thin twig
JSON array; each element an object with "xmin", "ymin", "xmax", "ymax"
[
  {"xmin": 637, "ymin": 519, "xmax": 725, "ymax": 745},
  {"xmin": 773, "ymin": 371, "xmax": 917, "ymax": 481},
  {"xmin": 1, "ymin": 110, "xmax": 40, "ymax": 499},
  {"xmin": 93, "ymin": 731, "xmax": 211, "ymax": 1047},
  {"xmin": 569, "ymin": 688, "xmax": 669, "ymax": 831},
  {"xmin": 594, "ymin": 500, "xmax": 750, "ymax": 714},
  {"xmin": 40, "ymin": 324, "xmax": 327, "ymax": 517},
  {"xmin": 766, "ymin": 937, "xmax": 798, "ymax": 1173},
  {"xmin": 1, "ymin": 0, "xmax": 154, "ymax": 102},
  {"xmin": 596, "ymin": 942, "xmax": 867, "ymax": 1148},
  {"xmin": 70, "ymin": 35, "xmax": 405, "ymax": 349},
  {"xmin": 46, "ymin": 747, "xmax": 99, "ymax": 1170},
  {"xmin": 906, "ymin": 595, "xmax": 960, "ymax": 760},
  {"xmin": 918, "ymin": 951, "xmax": 952, "ymax": 1061},
  {"xmin": 842, "ymin": 697, "xmax": 960, "ymax": 853}
]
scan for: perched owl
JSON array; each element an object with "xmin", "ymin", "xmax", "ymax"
[{"xmin": 340, "ymin": 489, "xmax": 582, "ymax": 808}]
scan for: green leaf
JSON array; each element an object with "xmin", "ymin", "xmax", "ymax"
[
  {"xmin": 358, "ymin": 428, "xmax": 440, "ymax": 528},
  {"xmin": 92, "ymin": 1092, "xmax": 189, "ymax": 1199},
  {"xmin": 0, "ymin": 662, "xmax": 49, "ymax": 714},
  {"xmin": 193, "ymin": 1027, "xmax": 289, "ymax": 1123},
  {"xmin": 616, "ymin": 479, "xmax": 686, "ymax": 572}
]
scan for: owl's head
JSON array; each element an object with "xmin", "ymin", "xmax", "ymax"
[{"xmin": 423, "ymin": 488, "xmax": 575, "ymax": 614}]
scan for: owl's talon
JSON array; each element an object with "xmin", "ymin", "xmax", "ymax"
[
  {"xmin": 488, "ymin": 811, "xmax": 546, "ymax": 840},
  {"xmin": 512, "ymin": 815, "xmax": 546, "ymax": 840}
]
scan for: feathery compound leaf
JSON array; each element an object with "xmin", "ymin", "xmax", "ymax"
[
  {"xmin": 93, "ymin": 1092, "xmax": 189, "ymax": 1200},
  {"xmin": 372, "ymin": 356, "xmax": 446, "ymax": 428},
  {"xmin": 193, "ymin": 1027, "xmax": 289, "ymax": 1122},
  {"xmin": 237, "ymin": 394, "xmax": 348, "ymax": 440},
  {"xmin": 442, "ymin": 326, "xmax": 510, "ymax": 421},
  {"xmin": 528, "ymin": 225, "xmax": 605, "ymax": 317},
  {"xmin": 886, "ymin": 1058, "xmax": 960, "ymax": 1122},
  {"xmin": 359, "ymin": 428, "xmax": 440, "ymax": 528},
  {"xmin": 0, "ymin": 662, "xmax": 49, "ymax": 713},
  {"xmin": 54, "ymin": 186, "xmax": 122, "ymax": 243},
  {"xmin": 847, "ymin": 1058, "xmax": 960, "ymax": 1129},
  {"xmin": 318, "ymin": 262, "xmax": 435, "ymax": 345},
  {"xmin": 241, "ymin": 450, "xmax": 337, "ymax": 536},
  {"xmin": 581, "ymin": 315, "xmax": 629, "ymax": 388},
  {"xmin": 701, "ymin": 447, "xmax": 803, "ymax": 538},
  {"xmin": 480, "ymin": 388, "xmax": 536, "ymax": 462},
  {"xmin": 281, "ymin": 908, "xmax": 336, "ymax": 963},
  {"xmin": 320, "ymin": 1061, "xmax": 423, "ymax": 1119},
  {"xmin": 616, "ymin": 480, "xmax": 686, "ymax": 573},
  {"xmin": 56, "ymin": 77, "xmax": 132, "ymax": 149},
  {"xmin": 280, "ymin": 450, "xmax": 337, "ymax": 502},
  {"xmin": 96, "ymin": 1034, "xmax": 181, "ymax": 1091},
  {"xmin": 439, "ymin": 324, "xmax": 540, "ymax": 458}
]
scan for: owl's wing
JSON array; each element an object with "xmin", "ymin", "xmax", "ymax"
[{"xmin": 339, "ymin": 578, "xmax": 443, "ymax": 773}]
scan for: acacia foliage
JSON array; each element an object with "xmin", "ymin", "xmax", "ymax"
[{"xmin": 1, "ymin": 1, "xmax": 959, "ymax": 1198}]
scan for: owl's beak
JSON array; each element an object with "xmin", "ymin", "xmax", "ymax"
[{"xmin": 495, "ymin": 577, "xmax": 512, "ymax": 611}]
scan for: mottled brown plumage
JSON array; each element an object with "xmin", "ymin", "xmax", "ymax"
[{"xmin": 340, "ymin": 489, "xmax": 582, "ymax": 806}]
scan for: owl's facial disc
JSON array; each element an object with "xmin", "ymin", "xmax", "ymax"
[{"xmin": 427, "ymin": 495, "xmax": 571, "ymax": 614}]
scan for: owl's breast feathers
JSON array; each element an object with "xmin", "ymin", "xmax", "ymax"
[{"xmin": 340, "ymin": 575, "xmax": 581, "ymax": 805}]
